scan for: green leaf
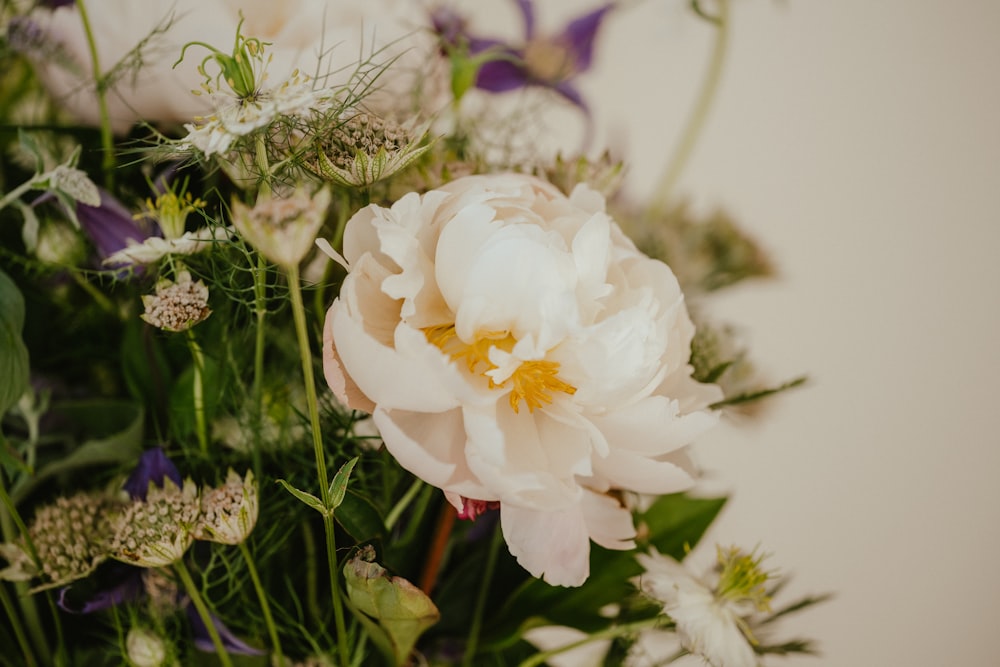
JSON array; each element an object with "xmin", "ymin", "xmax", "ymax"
[
  {"xmin": 640, "ymin": 493, "xmax": 728, "ymax": 559},
  {"xmin": 168, "ymin": 355, "xmax": 222, "ymax": 441},
  {"xmin": 275, "ymin": 479, "xmax": 327, "ymax": 515},
  {"xmin": 11, "ymin": 400, "xmax": 144, "ymax": 504},
  {"xmin": 336, "ymin": 490, "xmax": 386, "ymax": 542},
  {"xmin": 344, "ymin": 545, "xmax": 440, "ymax": 666},
  {"xmin": 327, "ymin": 456, "xmax": 359, "ymax": 510},
  {"xmin": 0, "ymin": 268, "xmax": 30, "ymax": 416},
  {"xmin": 710, "ymin": 376, "xmax": 807, "ymax": 409}
]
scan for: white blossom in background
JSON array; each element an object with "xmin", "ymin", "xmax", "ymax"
[
  {"xmin": 22, "ymin": 0, "xmax": 442, "ymax": 133},
  {"xmin": 637, "ymin": 547, "xmax": 773, "ymax": 667}
]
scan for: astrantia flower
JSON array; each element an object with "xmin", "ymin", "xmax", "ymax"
[
  {"xmin": 232, "ymin": 186, "xmax": 330, "ymax": 269},
  {"xmin": 108, "ymin": 477, "xmax": 200, "ymax": 567},
  {"xmin": 193, "ymin": 469, "xmax": 258, "ymax": 545},
  {"xmin": 0, "ymin": 491, "xmax": 121, "ymax": 590},
  {"xmin": 140, "ymin": 271, "xmax": 212, "ymax": 332},
  {"xmin": 636, "ymin": 547, "xmax": 773, "ymax": 667},
  {"xmin": 322, "ymin": 173, "xmax": 721, "ymax": 586}
]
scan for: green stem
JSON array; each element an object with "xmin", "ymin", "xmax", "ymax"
[
  {"xmin": 0, "ymin": 471, "xmax": 50, "ymax": 665},
  {"xmin": 252, "ymin": 253, "xmax": 268, "ymax": 467},
  {"xmin": 302, "ymin": 523, "xmax": 321, "ymax": 624},
  {"xmin": 650, "ymin": 0, "xmax": 730, "ymax": 215},
  {"xmin": 384, "ymin": 477, "xmax": 424, "ymax": 530},
  {"xmin": 69, "ymin": 271, "xmax": 117, "ymax": 315},
  {"xmin": 517, "ymin": 618, "xmax": 670, "ymax": 667},
  {"xmin": 238, "ymin": 541, "xmax": 283, "ymax": 664},
  {"xmin": 185, "ymin": 330, "xmax": 209, "ymax": 455},
  {"xmin": 0, "ymin": 179, "xmax": 33, "ymax": 214},
  {"xmin": 286, "ymin": 264, "xmax": 350, "ymax": 666},
  {"xmin": 74, "ymin": 0, "xmax": 116, "ymax": 188},
  {"xmin": 0, "ymin": 580, "xmax": 36, "ymax": 667},
  {"xmin": 462, "ymin": 523, "xmax": 503, "ymax": 667},
  {"xmin": 174, "ymin": 559, "xmax": 234, "ymax": 667}
]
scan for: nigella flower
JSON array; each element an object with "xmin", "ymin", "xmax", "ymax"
[
  {"xmin": 307, "ymin": 112, "xmax": 433, "ymax": 188},
  {"xmin": 435, "ymin": 0, "xmax": 613, "ymax": 111},
  {"xmin": 636, "ymin": 547, "xmax": 774, "ymax": 667}
]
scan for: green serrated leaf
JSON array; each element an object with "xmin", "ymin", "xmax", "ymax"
[
  {"xmin": 344, "ymin": 545, "xmax": 440, "ymax": 666},
  {"xmin": 275, "ymin": 479, "xmax": 326, "ymax": 515},
  {"xmin": 0, "ymin": 268, "xmax": 30, "ymax": 415},
  {"xmin": 327, "ymin": 456, "xmax": 359, "ymax": 510}
]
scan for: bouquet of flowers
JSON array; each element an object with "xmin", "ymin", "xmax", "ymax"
[{"xmin": 0, "ymin": 1, "xmax": 825, "ymax": 665}]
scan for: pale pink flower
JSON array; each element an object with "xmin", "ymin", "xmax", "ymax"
[{"xmin": 322, "ymin": 173, "xmax": 721, "ymax": 586}]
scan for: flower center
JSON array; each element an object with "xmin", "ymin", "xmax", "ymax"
[
  {"xmin": 522, "ymin": 38, "xmax": 577, "ymax": 83},
  {"xmin": 424, "ymin": 324, "xmax": 576, "ymax": 413}
]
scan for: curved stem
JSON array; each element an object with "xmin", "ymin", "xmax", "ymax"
[
  {"xmin": 238, "ymin": 541, "xmax": 283, "ymax": 665},
  {"xmin": 174, "ymin": 559, "xmax": 234, "ymax": 667},
  {"xmin": 650, "ymin": 0, "xmax": 730, "ymax": 214},
  {"xmin": 286, "ymin": 264, "xmax": 350, "ymax": 666},
  {"xmin": 74, "ymin": 0, "xmax": 116, "ymax": 188},
  {"xmin": 462, "ymin": 522, "xmax": 503, "ymax": 667}
]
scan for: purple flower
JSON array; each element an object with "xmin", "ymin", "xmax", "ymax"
[
  {"xmin": 435, "ymin": 0, "xmax": 613, "ymax": 111},
  {"xmin": 75, "ymin": 190, "xmax": 156, "ymax": 273},
  {"xmin": 57, "ymin": 448, "xmax": 263, "ymax": 657}
]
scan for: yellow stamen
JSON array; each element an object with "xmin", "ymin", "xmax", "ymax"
[{"xmin": 424, "ymin": 324, "xmax": 576, "ymax": 413}]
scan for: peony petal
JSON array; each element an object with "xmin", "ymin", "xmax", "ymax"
[
  {"xmin": 501, "ymin": 502, "xmax": 590, "ymax": 587},
  {"xmin": 580, "ymin": 488, "xmax": 636, "ymax": 551},
  {"xmin": 375, "ymin": 408, "xmax": 489, "ymax": 498}
]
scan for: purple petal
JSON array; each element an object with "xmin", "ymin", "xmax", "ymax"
[
  {"xmin": 552, "ymin": 81, "xmax": 589, "ymax": 111},
  {"xmin": 475, "ymin": 54, "xmax": 530, "ymax": 92},
  {"xmin": 57, "ymin": 566, "xmax": 144, "ymax": 613},
  {"xmin": 76, "ymin": 190, "xmax": 150, "ymax": 261},
  {"xmin": 430, "ymin": 6, "xmax": 469, "ymax": 48},
  {"xmin": 514, "ymin": 0, "xmax": 536, "ymax": 40},
  {"xmin": 187, "ymin": 605, "xmax": 265, "ymax": 656},
  {"xmin": 123, "ymin": 447, "xmax": 182, "ymax": 500},
  {"xmin": 560, "ymin": 4, "xmax": 613, "ymax": 73}
]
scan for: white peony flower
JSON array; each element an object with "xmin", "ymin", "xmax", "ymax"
[
  {"xmin": 22, "ymin": 0, "xmax": 440, "ymax": 133},
  {"xmin": 636, "ymin": 548, "xmax": 772, "ymax": 667},
  {"xmin": 322, "ymin": 173, "xmax": 722, "ymax": 586}
]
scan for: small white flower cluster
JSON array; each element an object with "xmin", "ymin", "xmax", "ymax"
[
  {"xmin": 0, "ymin": 492, "xmax": 120, "ymax": 589},
  {"xmin": 140, "ymin": 271, "xmax": 212, "ymax": 332},
  {"xmin": 193, "ymin": 469, "xmax": 259, "ymax": 545},
  {"xmin": 108, "ymin": 478, "xmax": 201, "ymax": 568}
]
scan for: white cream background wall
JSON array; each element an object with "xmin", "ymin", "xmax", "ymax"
[{"xmin": 455, "ymin": 1, "xmax": 1000, "ymax": 665}]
